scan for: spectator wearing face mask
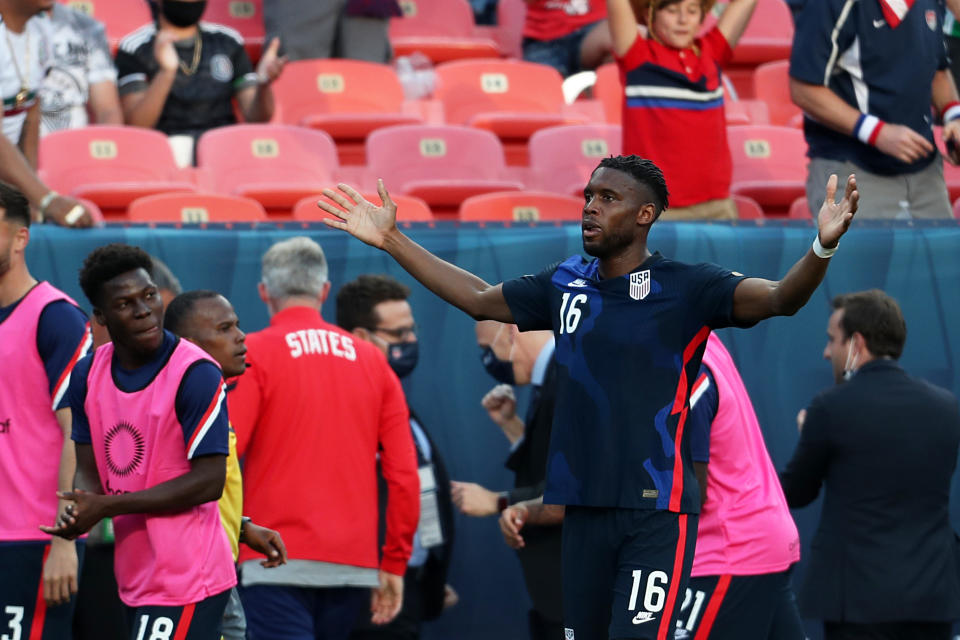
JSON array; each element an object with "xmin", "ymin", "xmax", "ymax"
[
  {"xmin": 453, "ymin": 321, "xmax": 561, "ymax": 640},
  {"xmin": 337, "ymin": 274, "xmax": 458, "ymax": 640},
  {"xmin": 115, "ymin": 0, "xmax": 287, "ymax": 148}
]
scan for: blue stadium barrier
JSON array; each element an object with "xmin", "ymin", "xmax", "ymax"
[{"xmin": 27, "ymin": 220, "xmax": 960, "ymax": 639}]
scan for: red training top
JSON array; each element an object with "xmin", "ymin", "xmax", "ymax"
[
  {"xmin": 524, "ymin": 0, "xmax": 607, "ymax": 41},
  {"xmin": 228, "ymin": 306, "xmax": 420, "ymax": 576},
  {"xmin": 617, "ymin": 27, "xmax": 733, "ymax": 207}
]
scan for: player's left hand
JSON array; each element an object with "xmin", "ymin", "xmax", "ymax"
[
  {"xmin": 944, "ymin": 121, "xmax": 960, "ymax": 165},
  {"xmin": 499, "ymin": 503, "xmax": 528, "ymax": 549},
  {"xmin": 242, "ymin": 521, "xmax": 288, "ymax": 568},
  {"xmin": 817, "ymin": 173, "xmax": 858, "ymax": 249},
  {"xmin": 42, "ymin": 536, "xmax": 78, "ymax": 606},
  {"xmin": 256, "ymin": 37, "xmax": 287, "ymax": 84},
  {"xmin": 39, "ymin": 489, "xmax": 107, "ymax": 540},
  {"xmin": 371, "ymin": 570, "xmax": 404, "ymax": 625}
]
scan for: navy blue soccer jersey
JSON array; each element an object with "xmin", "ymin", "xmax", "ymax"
[
  {"xmin": 789, "ymin": 0, "xmax": 947, "ymax": 175},
  {"xmin": 502, "ymin": 253, "xmax": 747, "ymax": 513}
]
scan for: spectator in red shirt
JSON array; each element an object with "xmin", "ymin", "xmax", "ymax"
[
  {"xmin": 227, "ymin": 236, "xmax": 420, "ymax": 640},
  {"xmin": 608, "ymin": 0, "xmax": 757, "ymax": 219},
  {"xmin": 523, "ymin": 0, "xmax": 611, "ymax": 77}
]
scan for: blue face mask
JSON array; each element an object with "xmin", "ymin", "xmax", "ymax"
[
  {"xmin": 386, "ymin": 341, "xmax": 418, "ymax": 379},
  {"xmin": 481, "ymin": 346, "xmax": 515, "ymax": 385}
]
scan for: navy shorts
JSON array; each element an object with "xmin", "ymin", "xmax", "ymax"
[
  {"xmin": 239, "ymin": 584, "xmax": 369, "ymax": 640},
  {"xmin": 562, "ymin": 507, "xmax": 698, "ymax": 640},
  {"xmin": 0, "ymin": 539, "xmax": 85, "ymax": 640},
  {"xmin": 522, "ymin": 20, "xmax": 604, "ymax": 77},
  {"xmin": 675, "ymin": 570, "xmax": 804, "ymax": 639},
  {"xmin": 127, "ymin": 588, "xmax": 230, "ymax": 640}
]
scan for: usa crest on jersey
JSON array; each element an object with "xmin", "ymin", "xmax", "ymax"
[{"xmin": 629, "ymin": 270, "xmax": 651, "ymax": 300}]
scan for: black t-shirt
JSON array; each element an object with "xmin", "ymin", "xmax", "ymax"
[
  {"xmin": 115, "ymin": 22, "xmax": 257, "ymax": 137},
  {"xmin": 502, "ymin": 252, "xmax": 747, "ymax": 513}
]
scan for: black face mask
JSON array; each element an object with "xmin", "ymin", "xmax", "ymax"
[
  {"xmin": 481, "ymin": 346, "xmax": 515, "ymax": 385},
  {"xmin": 160, "ymin": 0, "xmax": 207, "ymax": 27},
  {"xmin": 386, "ymin": 342, "xmax": 419, "ymax": 379}
]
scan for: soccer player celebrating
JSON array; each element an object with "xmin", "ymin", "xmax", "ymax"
[
  {"xmin": 42, "ymin": 243, "xmax": 236, "ymax": 639},
  {"xmin": 0, "ymin": 182, "xmax": 91, "ymax": 636},
  {"xmin": 319, "ymin": 156, "xmax": 857, "ymax": 640}
]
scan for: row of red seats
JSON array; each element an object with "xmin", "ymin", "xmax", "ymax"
[
  {"xmin": 59, "ymin": 0, "xmax": 793, "ymax": 76},
  {"xmin": 40, "ymin": 122, "xmax": 816, "ymax": 218}
]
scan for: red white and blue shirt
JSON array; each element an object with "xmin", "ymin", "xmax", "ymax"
[{"xmin": 617, "ymin": 28, "xmax": 733, "ymax": 207}]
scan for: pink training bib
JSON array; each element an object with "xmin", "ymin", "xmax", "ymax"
[
  {"xmin": 692, "ymin": 334, "xmax": 800, "ymax": 576},
  {"xmin": 0, "ymin": 282, "xmax": 90, "ymax": 540},
  {"xmin": 84, "ymin": 339, "xmax": 235, "ymax": 606}
]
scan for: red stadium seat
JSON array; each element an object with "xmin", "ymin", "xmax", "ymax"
[
  {"xmin": 728, "ymin": 124, "xmax": 807, "ymax": 216},
  {"xmin": 127, "ymin": 193, "xmax": 267, "ymax": 222},
  {"xmin": 528, "ymin": 124, "xmax": 622, "ymax": 196},
  {"xmin": 732, "ymin": 194, "xmax": 765, "ymax": 219},
  {"xmin": 196, "ymin": 124, "xmax": 340, "ymax": 215},
  {"xmin": 787, "ymin": 196, "xmax": 814, "ymax": 219},
  {"xmin": 292, "ymin": 192, "xmax": 434, "ymax": 222},
  {"xmin": 366, "ymin": 124, "xmax": 524, "ymax": 216},
  {"xmin": 753, "ymin": 60, "xmax": 802, "ymax": 127},
  {"xmin": 724, "ymin": 99, "xmax": 770, "ymax": 125},
  {"xmin": 435, "ymin": 60, "xmax": 586, "ymax": 164},
  {"xmin": 203, "ymin": 0, "xmax": 266, "ymax": 63},
  {"xmin": 459, "ymin": 191, "xmax": 583, "ymax": 221},
  {"xmin": 390, "ymin": 0, "xmax": 501, "ymax": 63},
  {"xmin": 39, "ymin": 126, "xmax": 196, "ymax": 218},
  {"xmin": 723, "ymin": 0, "xmax": 794, "ymax": 98},
  {"xmin": 271, "ymin": 60, "xmax": 422, "ymax": 165},
  {"xmin": 59, "ymin": 0, "xmax": 151, "ymax": 53}
]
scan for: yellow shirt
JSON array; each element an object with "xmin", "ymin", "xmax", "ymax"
[{"xmin": 218, "ymin": 427, "xmax": 244, "ymax": 561}]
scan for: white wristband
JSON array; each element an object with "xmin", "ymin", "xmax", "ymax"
[{"xmin": 812, "ymin": 234, "xmax": 837, "ymax": 259}]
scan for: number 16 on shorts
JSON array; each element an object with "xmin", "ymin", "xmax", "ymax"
[{"xmin": 627, "ymin": 569, "xmax": 669, "ymax": 625}]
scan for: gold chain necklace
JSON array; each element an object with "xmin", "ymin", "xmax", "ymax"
[
  {"xmin": 178, "ymin": 33, "xmax": 202, "ymax": 76},
  {"xmin": 3, "ymin": 25, "xmax": 31, "ymax": 108}
]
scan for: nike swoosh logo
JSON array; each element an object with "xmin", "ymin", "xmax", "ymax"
[{"xmin": 873, "ymin": 18, "xmax": 885, "ymax": 27}]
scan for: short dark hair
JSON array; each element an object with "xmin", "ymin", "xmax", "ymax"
[
  {"xmin": 151, "ymin": 256, "xmax": 182, "ymax": 296},
  {"xmin": 0, "ymin": 181, "xmax": 30, "ymax": 228},
  {"xmin": 832, "ymin": 289, "xmax": 907, "ymax": 359},
  {"xmin": 596, "ymin": 155, "xmax": 670, "ymax": 219},
  {"xmin": 336, "ymin": 274, "xmax": 411, "ymax": 331},
  {"xmin": 164, "ymin": 290, "xmax": 222, "ymax": 337},
  {"xmin": 78, "ymin": 243, "xmax": 154, "ymax": 308}
]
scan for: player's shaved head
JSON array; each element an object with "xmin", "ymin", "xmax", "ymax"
[{"xmin": 595, "ymin": 156, "xmax": 670, "ymax": 220}]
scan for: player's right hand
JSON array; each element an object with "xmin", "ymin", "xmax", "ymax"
[
  {"xmin": 371, "ymin": 570, "xmax": 404, "ymax": 625},
  {"xmin": 499, "ymin": 504, "xmax": 528, "ymax": 549},
  {"xmin": 154, "ymin": 31, "xmax": 180, "ymax": 72},
  {"xmin": 482, "ymin": 384, "xmax": 517, "ymax": 426},
  {"xmin": 42, "ymin": 536, "xmax": 78, "ymax": 606},
  {"xmin": 874, "ymin": 123, "xmax": 934, "ymax": 164},
  {"xmin": 320, "ymin": 180, "xmax": 398, "ymax": 249}
]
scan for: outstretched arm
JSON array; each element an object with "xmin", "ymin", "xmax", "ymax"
[
  {"xmin": 717, "ymin": 0, "xmax": 759, "ymax": 49},
  {"xmin": 607, "ymin": 0, "xmax": 641, "ymax": 57},
  {"xmin": 321, "ymin": 181, "xmax": 515, "ymax": 322},
  {"xmin": 732, "ymin": 173, "xmax": 858, "ymax": 325}
]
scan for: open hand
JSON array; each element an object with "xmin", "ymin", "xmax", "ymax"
[
  {"xmin": 371, "ymin": 570, "xmax": 404, "ymax": 625},
  {"xmin": 42, "ymin": 537, "xmax": 78, "ymax": 606},
  {"xmin": 242, "ymin": 521, "xmax": 288, "ymax": 568},
  {"xmin": 256, "ymin": 37, "xmax": 287, "ymax": 84},
  {"xmin": 817, "ymin": 174, "xmax": 858, "ymax": 249},
  {"xmin": 320, "ymin": 180, "xmax": 398, "ymax": 249}
]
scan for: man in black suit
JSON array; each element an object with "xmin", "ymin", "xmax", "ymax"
[
  {"xmin": 780, "ymin": 289, "xmax": 960, "ymax": 640},
  {"xmin": 452, "ymin": 323, "xmax": 562, "ymax": 640},
  {"xmin": 338, "ymin": 275, "xmax": 457, "ymax": 640}
]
